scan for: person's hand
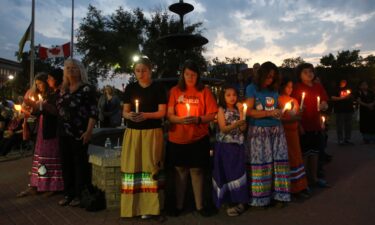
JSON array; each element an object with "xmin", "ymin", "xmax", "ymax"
[
  {"xmin": 182, "ymin": 116, "xmax": 199, "ymax": 124},
  {"xmin": 234, "ymin": 120, "xmax": 246, "ymax": 127},
  {"xmin": 80, "ymin": 130, "xmax": 92, "ymax": 144},
  {"xmin": 133, "ymin": 112, "xmax": 147, "ymax": 123},
  {"xmin": 127, "ymin": 112, "xmax": 140, "ymax": 122},
  {"xmin": 268, "ymin": 109, "xmax": 281, "ymax": 119},
  {"xmin": 23, "ymin": 98, "xmax": 36, "ymax": 108}
]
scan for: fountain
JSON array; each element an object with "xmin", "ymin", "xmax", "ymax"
[{"xmin": 157, "ymin": 0, "xmax": 208, "ymax": 50}]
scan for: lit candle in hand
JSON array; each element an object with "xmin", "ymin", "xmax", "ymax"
[
  {"xmin": 135, "ymin": 99, "xmax": 139, "ymax": 113},
  {"xmin": 346, "ymin": 90, "xmax": 351, "ymax": 95},
  {"xmin": 242, "ymin": 103, "xmax": 248, "ymax": 120},
  {"xmin": 321, "ymin": 116, "xmax": 326, "ymax": 129},
  {"xmin": 282, "ymin": 101, "xmax": 292, "ymax": 114},
  {"xmin": 38, "ymin": 94, "xmax": 43, "ymax": 111},
  {"xmin": 14, "ymin": 104, "xmax": 22, "ymax": 112},
  {"xmin": 300, "ymin": 92, "xmax": 305, "ymax": 110},
  {"xmin": 317, "ymin": 96, "xmax": 320, "ymax": 112},
  {"xmin": 186, "ymin": 103, "xmax": 190, "ymax": 117}
]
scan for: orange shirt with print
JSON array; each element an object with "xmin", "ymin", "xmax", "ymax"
[{"xmin": 168, "ymin": 86, "xmax": 218, "ymax": 144}]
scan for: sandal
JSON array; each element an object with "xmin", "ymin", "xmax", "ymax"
[
  {"xmin": 226, "ymin": 205, "xmax": 244, "ymax": 217},
  {"xmin": 58, "ymin": 196, "xmax": 72, "ymax": 206},
  {"xmin": 68, "ymin": 198, "xmax": 81, "ymax": 207},
  {"xmin": 16, "ymin": 187, "xmax": 37, "ymax": 198}
]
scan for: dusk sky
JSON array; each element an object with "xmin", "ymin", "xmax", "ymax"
[{"xmin": 1, "ymin": 0, "xmax": 375, "ymax": 66}]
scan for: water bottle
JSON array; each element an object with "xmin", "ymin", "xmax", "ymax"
[{"xmin": 104, "ymin": 137, "xmax": 112, "ymax": 157}]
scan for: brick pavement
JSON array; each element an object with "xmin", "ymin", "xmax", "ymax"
[{"xmin": 0, "ymin": 130, "xmax": 374, "ymax": 225}]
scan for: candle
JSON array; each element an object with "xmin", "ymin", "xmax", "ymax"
[
  {"xmin": 317, "ymin": 96, "xmax": 320, "ymax": 112},
  {"xmin": 300, "ymin": 92, "xmax": 305, "ymax": 110},
  {"xmin": 242, "ymin": 103, "xmax": 248, "ymax": 120},
  {"xmin": 186, "ymin": 103, "xmax": 190, "ymax": 117},
  {"xmin": 38, "ymin": 94, "xmax": 43, "ymax": 111},
  {"xmin": 282, "ymin": 101, "xmax": 292, "ymax": 114},
  {"xmin": 321, "ymin": 116, "xmax": 326, "ymax": 129},
  {"xmin": 346, "ymin": 90, "xmax": 351, "ymax": 95},
  {"xmin": 30, "ymin": 96, "xmax": 35, "ymax": 101},
  {"xmin": 135, "ymin": 99, "xmax": 139, "ymax": 113},
  {"xmin": 38, "ymin": 94, "xmax": 43, "ymax": 101},
  {"xmin": 14, "ymin": 104, "xmax": 22, "ymax": 112}
]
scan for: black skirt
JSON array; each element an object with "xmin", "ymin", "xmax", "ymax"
[{"xmin": 167, "ymin": 136, "xmax": 210, "ymax": 168}]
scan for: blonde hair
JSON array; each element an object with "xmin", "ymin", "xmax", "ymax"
[{"xmin": 62, "ymin": 58, "xmax": 88, "ymax": 91}]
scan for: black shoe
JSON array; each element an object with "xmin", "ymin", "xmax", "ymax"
[
  {"xmin": 344, "ymin": 140, "xmax": 354, "ymax": 145},
  {"xmin": 196, "ymin": 207, "xmax": 212, "ymax": 217},
  {"xmin": 168, "ymin": 208, "xmax": 183, "ymax": 217}
]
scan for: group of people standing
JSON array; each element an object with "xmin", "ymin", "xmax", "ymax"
[
  {"xmin": 119, "ymin": 59, "xmax": 333, "ymax": 220},
  {"xmin": 13, "ymin": 56, "xmax": 374, "ymax": 221},
  {"xmin": 17, "ymin": 59, "xmax": 98, "ymax": 208}
]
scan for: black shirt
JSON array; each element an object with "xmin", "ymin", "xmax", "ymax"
[
  {"xmin": 123, "ymin": 82, "xmax": 167, "ymax": 129},
  {"xmin": 57, "ymin": 84, "xmax": 98, "ymax": 138},
  {"xmin": 333, "ymin": 87, "xmax": 354, "ymax": 113}
]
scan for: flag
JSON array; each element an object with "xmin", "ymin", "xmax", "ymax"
[
  {"xmin": 18, "ymin": 22, "xmax": 32, "ymax": 61},
  {"xmin": 39, "ymin": 42, "xmax": 71, "ymax": 60}
]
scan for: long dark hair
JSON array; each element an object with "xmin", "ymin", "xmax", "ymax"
[
  {"xmin": 279, "ymin": 76, "xmax": 292, "ymax": 94},
  {"xmin": 295, "ymin": 62, "xmax": 315, "ymax": 82},
  {"xmin": 177, "ymin": 59, "xmax": 204, "ymax": 91},
  {"xmin": 218, "ymin": 84, "xmax": 239, "ymax": 110},
  {"xmin": 253, "ymin": 61, "xmax": 280, "ymax": 91}
]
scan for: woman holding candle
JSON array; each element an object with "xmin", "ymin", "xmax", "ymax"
[
  {"xmin": 17, "ymin": 73, "xmax": 64, "ymax": 197},
  {"xmin": 56, "ymin": 59, "xmax": 98, "ymax": 206},
  {"xmin": 212, "ymin": 85, "xmax": 248, "ymax": 216},
  {"xmin": 292, "ymin": 63, "xmax": 330, "ymax": 188},
  {"xmin": 167, "ymin": 60, "xmax": 217, "ymax": 217},
  {"xmin": 244, "ymin": 61, "xmax": 290, "ymax": 207},
  {"xmin": 121, "ymin": 57, "xmax": 167, "ymax": 219},
  {"xmin": 279, "ymin": 78, "xmax": 309, "ymax": 198},
  {"xmin": 331, "ymin": 79, "xmax": 354, "ymax": 145}
]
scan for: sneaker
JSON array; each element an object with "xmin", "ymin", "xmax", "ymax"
[{"xmin": 141, "ymin": 215, "xmax": 152, "ymax": 219}]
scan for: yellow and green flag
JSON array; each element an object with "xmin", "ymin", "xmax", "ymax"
[{"xmin": 18, "ymin": 22, "xmax": 32, "ymax": 61}]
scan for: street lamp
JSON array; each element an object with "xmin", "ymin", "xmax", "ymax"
[{"xmin": 8, "ymin": 74, "xmax": 14, "ymax": 80}]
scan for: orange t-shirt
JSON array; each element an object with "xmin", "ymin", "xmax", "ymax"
[
  {"xmin": 168, "ymin": 86, "xmax": 218, "ymax": 144},
  {"xmin": 279, "ymin": 95, "xmax": 300, "ymax": 131}
]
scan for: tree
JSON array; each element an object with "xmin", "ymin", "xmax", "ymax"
[
  {"xmin": 336, "ymin": 49, "xmax": 362, "ymax": 67},
  {"xmin": 363, "ymin": 54, "xmax": 375, "ymax": 67},
  {"xmin": 76, "ymin": 5, "xmax": 207, "ymax": 81},
  {"xmin": 320, "ymin": 50, "xmax": 362, "ymax": 68},
  {"xmin": 281, "ymin": 57, "xmax": 305, "ymax": 68},
  {"xmin": 208, "ymin": 57, "xmax": 249, "ymax": 81},
  {"xmin": 320, "ymin": 53, "xmax": 336, "ymax": 67}
]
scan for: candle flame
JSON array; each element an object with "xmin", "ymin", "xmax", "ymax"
[
  {"xmin": 302, "ymin": 92, "xmax": 305, "ymax": 98},
  {"xmin": 284, "ymin": 102, "xmax": 292, "ymax": 110},
  {"xmin": 14, "ymin": 105, "xmax": 22, "ymax": 111},
  {"xmin": 186, "ymin": 103, "xmax": 190, "ymax": 110},
  {"xmin": 347, "ymin": 90, "xmax": 351, "ymax": 94},
  {"xmin": 30, "ymin": 96, "xmax": 35, "ymax": 101},
  {"xmin": 38, "ymin": 94, "xmax": 43, "ymax": 100},
  {"xmin": 322, "ymin": 116, "xmax": 326, "ymax": 123}
]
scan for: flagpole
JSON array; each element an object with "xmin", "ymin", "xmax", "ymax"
[
  {"xmin": 30, "ymin": 0, "xmax": 35, "ymax": 88},
  {"xmin": 71, "ymin": 0, "xmax": 74, "ymax": 58}
]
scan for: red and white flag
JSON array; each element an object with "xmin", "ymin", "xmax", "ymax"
[{"xmin": 39, "ymin": 42, "xmax": 70, "ymax": 60}]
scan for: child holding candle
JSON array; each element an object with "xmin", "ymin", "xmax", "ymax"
[
  {"xmin": 167, "ymin": 60, "xmax": 217, "ymax": 217},
  {"xmin": 245, "ymin": 61, "xmax": 290, "ymax": 207},
  {"xmin": 121, "ymin": 57, "xmax": 167, "ymax": 219},
  {"xmin": 292, "ymin": 63, "xmax": 330, "ymax": 188},
  {"xmin": 212, "ymin": 85, "xmax": 248, "ymax": 216},
  {"xmin": 279, "ymin": 78, "xmax": 309, "ymax": 198}
]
